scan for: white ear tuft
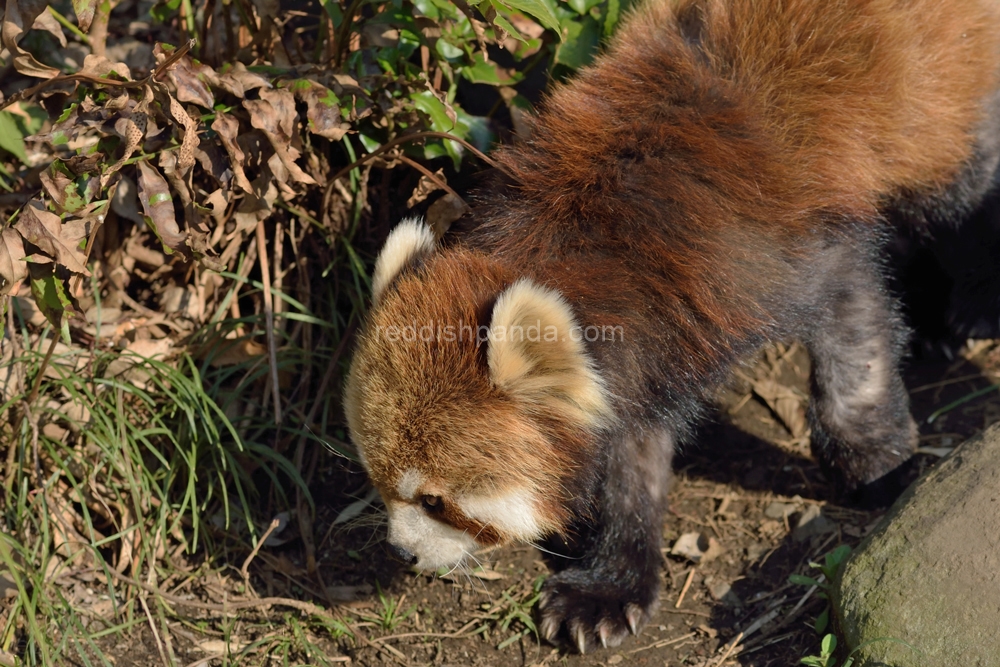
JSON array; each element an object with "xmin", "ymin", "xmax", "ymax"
[
  {"xmin": 371, "ymin": 218, "xmax": 436, "ymax": 304},
  {"xmin": 487, "ymin": 279, "xmax": 614, "ymax": 429}
]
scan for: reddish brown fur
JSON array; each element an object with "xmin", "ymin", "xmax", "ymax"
[
  {"xmin": 347, "ymin": 250, "xmax": 593, "ymax": 531},
  {"xmin": 347, "ymin": 0, "xmax": 1000, "ymax": 650},
  {"xmin": 352, "ymin": 0, "xmax": 1000, "ymax": 528},
  {"xmin": 465, "ymin": 0, "xmax": 1000, "ymax": 419}
]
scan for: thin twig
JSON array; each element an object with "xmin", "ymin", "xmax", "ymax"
[
  {"xmin": 255, "ymin": 219, "xmax": 282, "ymax": 426},
  {"xmin": 105, "ymin": 568, "xmax": 338, "ymax": 619},
  {"xmin": 628, "ymin": 631, "xmax": 697, "ymax": 654},
  {"xmin": 675, "ymin": 568, "xmax": 696, "ymax": 608},
  {"xmin": 240, "ymin": 517, "xmax": 282, "ymax": 596},
  {"xmin": 322, "ymin": 131, "xmax": 509, "ymax": 224},
  {"xmin": 713, "ymin": 630, "xmax": 744, "ymax": 666},
  {"xmin": 138, "ymin": 592, "xmax": 171, "ymax": 667},
  {"xmin": 396, "ymin": 154, "xmax": 468, "ymax": 205}
]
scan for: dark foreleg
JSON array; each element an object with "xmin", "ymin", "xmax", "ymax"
[{"xmin": 537, "ymin": 427, "xmax": 673, "ymax": 653}]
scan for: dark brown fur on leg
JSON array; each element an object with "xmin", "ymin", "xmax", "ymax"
[
  {"xmin": 538, "ymin": 427, "xmax": 673, "ymax": 653},
  {"xmin": 802, "ymin": 233, "xmax": 918, "ymax": 505}
]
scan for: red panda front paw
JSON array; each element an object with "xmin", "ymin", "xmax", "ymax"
[{"xmin": 538, "ymin": 571, "xmax": 659, "ymax": 653}]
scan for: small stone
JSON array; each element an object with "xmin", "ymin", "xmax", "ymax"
[
  {"xmin": 792, "ymin": 504, "xmax": 837, "ymax": 542},
  {"xmin": 670, "ymin": 532, "xmax": 724, "ymax": 563},
  {"xmin": 607, "ymin": 655, "xmax": 624, "ymax": 665},
  {"xmin": 764, "ymin": 500, "xmax": 798, "ymax": 519}
]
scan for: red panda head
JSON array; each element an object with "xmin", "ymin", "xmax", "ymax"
[{"xmin": 344, "ymin": 219, "xmax": 615, "ymax": 569}]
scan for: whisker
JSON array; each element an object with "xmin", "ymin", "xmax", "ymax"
[{"xmin": 528, "ymin": 540, "xmax": 583, "ymax": 560}]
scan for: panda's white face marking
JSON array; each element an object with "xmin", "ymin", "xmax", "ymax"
[
  {"xmin": 396, "ymin": 468, "xmax": 425, "ymax": 500},
  {"xmin": 386, "ymin": 501, "xmax": 477, "ymax": 570},
  {"xmin": 456, "ymin": 488, "xmax": 547, "ymax": 542},
  {"xmin": 386, "ymin": 482, "xmax": 549, "ymax": 571}
]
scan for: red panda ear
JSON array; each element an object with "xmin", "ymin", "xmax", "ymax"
[
  {"xmin": 486, "ymin": 279, "xmax": 615, "ymax": 429},
  {"xmin": 371, "ymin": 218, "xmax": 437, "ymax": 304}
]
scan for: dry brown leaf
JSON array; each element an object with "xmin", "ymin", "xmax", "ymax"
[
  {"xmin": 194, "ymin": 141, "xmax": 233, "ymax": 186},
  {"xmin": 1, "ymin": 0, "xmax": 61, "ymax": 77},
  {"xmin": 136, "ymin": 160, "xmax": 187, "ymax": 253},
  {"xmin": 31, "ymin": 7, "xmax": 66, "ymax": 47},
  {"xmin": 426, "ymin": 192, "xmax": 470, "ymax": 237},
  {"xmin": 244, "ymin": 89, "xmax": 317, "ymax": 185},
  {"xmin": 213, "ymin": 62, "xmax": 269, "ymax": 99},
  {"xmin": 71, "ymin": 0, "xmax": 99, "ymax": 32},
  {"xmin": 157, "ymin": 47, "xmax": 215, "ymax": 109},
  {"xmin": 102, "ymin": 91, "xmax": 150, "ymax": 188},
  {"xmin": 14, "ymin": 201, "xmax": 90, "ymax": 275},
  {"xmin": 211, "ymin": 112, "xmax": 253, "ymax": 192},
  {"xmin": 0, "ymin": 228, "xmax": 28, "ymax": 295},
  {"xmin": 295, "ymin": 80, "xmax": 351, "ymax": 141},
  {"xmin": 166, "ymin": 95, "xmax": 199, "ymax": 171},
  {"xmin": 406, "ymin": 168, "xmax": 445, "ymax": 208},
  {"xmin": 207, "ymin": 338, "xmax": 267, "ymax": 367},
  {"xmin": 752, "ymin": 378, "xmax": 808, "ymax": 438},
  {"xmin": 670, "ymin": 532, "xmax": 725, "ymax": 564},
  {"xmin": 79, "ymin": 53, "xmax": 131, "ymax": 80}
]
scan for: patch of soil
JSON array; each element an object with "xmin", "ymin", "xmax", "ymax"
[
  {"xmin": 84, "ymin": 340, "xmax": 999, "ymax": 666},
  {"xmin": 319, "ymin": 340, "xmax": 1000, "ymax": 667}
]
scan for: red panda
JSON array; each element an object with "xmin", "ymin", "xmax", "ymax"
[{"xmin": 344, "ymin": 0, "xmax": 1000, "ymax": 654}]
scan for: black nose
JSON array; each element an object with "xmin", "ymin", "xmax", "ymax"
[{"xmin": 387, "ymin": 542, "xmax": 417, "ymax": 565}]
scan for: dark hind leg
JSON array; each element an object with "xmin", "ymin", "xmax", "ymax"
[{"xmin": 803, "ymin": 240, "xmax": 917, "ymax": 506}]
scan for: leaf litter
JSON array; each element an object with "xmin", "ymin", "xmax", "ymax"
[{"xmin": 0, "ymin": 0, "xmax": 997, "ymax": 666}]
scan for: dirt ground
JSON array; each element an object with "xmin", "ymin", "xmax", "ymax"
[{"xmin": 80, "ymin": 338, "xmax": 1000, "ymax": 667}]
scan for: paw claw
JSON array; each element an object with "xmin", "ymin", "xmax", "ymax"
[
  {"xmin": 540, "ymin": 615, "xmax": 560, "ymax": 643},
  {"xmin": 625, "ymin": 603, "xmax": 642, "ymax": 635},
  {"xmin": 597, "ymin": 619, "xmax": 624, "ymax": 648},
  {"xmin": 572, "ymin": 622, "xmax": 588, "ymax": 654}
]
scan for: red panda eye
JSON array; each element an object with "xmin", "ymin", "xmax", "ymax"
[{"xmin": 421, "ymin": 495, "xmax": 442, "ymax": 511}]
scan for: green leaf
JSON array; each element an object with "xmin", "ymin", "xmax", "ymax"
[
  {"xmin": 29, "ymin": 263, "xmax": 73, "ymax": 345},
  {"xmin": 604, "ymin": 0, "xmax": 621, "ymax": 36},
  {"xmin": 488, "ymin": 9, "xmax": 527, "ymax": 43},
  {"xmin": 495, "ymin": 0, "xmax": 561, "ymax": 34},
  {"xmin": 567, "ymin": 0, "xmax": 603, "ymax": 15},
  {"xmin": 0, "ymin": 111, "xmax": 29, "ymax": 163},
  {"xmin": 358, "ymin": 133, "xmax": 381, "ymax": 153},
  {"xmin": 814, "ymin": 606, "xmax": 829, "ymax": 634},
  {"xmin": 321, "ymin": 0, "xmax": 344, "ymax": 27},
  {"xmin": 435, "ymin": 37, "xmax": 465, "ymax": 61},
  {"xmin": 459, "ymin": 52, "xmax": 524, "ymax": 86},
  {"xmin": 820, "ymin": 633, "xmax": 837, "ymax": 656},
  {"xmin": 410, "ymin": 91, "xmax": 459, "ymax": 134},
  {"xmin": 72, "ymin": 0, "xmax": 100, "ymax": 32},
  {"xmin": 788, "ymin": 574, "xmax": 822, "ymax": 588},
  {"xmin": 826, "ymin": 544, "xmax": 852, "ymax": 568},
  {"xmin": 555, "ymin": 15, "xmax": 601, "ymax": 69}
]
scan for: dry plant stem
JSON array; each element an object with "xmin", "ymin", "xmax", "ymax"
[
  {"xmin": 255, "ymin": 219, "xmax": 282, "ymax": 425},
  {"xmin": 322, "ymin": 131, "xmax": 505, "ymax": 223},
  {"xmin": 106, "ymin": 568, "xmax": 338, "ymax": 618},
  {"xmin": 628, "ymin": 631, "xmax": 698, "ymax": 654},
  {"xmin": 138, "ymin": 592, "xmax": 171, "ymax": 667},
  {"xmin": 241, "ymin": 517, "xmax": 282, "ymax": 596},
  {"xmin": 676, "ymin": 568, "xmax": 696, "ymax": 608},
  {"xmin": 713, "ymin": 630, "xmax": 744, "ymax": 666},
  {"xmin": 88, "ymin": 0, "xmax": 119, "ymax": 57},
  {"xmin": 3, "ymin": 302, "xmax": 25, "ymax": 492},
  {"xmin": 396, "ymin": 154, "xmax": 467, "ymax": 204},
  {"xmin": 372, "ymin": 618, "xmax": 480, "ymax": 643}
]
